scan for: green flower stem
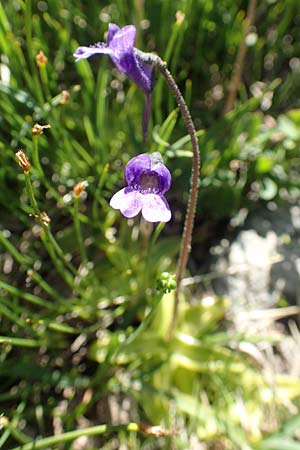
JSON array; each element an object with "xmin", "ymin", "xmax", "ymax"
[
  {"xmin": 151, "ymin": 221, "xmax": 165, "ymax": 246},
  {"xmin": 0, "ymin": 401, "xmax": 27, "ymax": 448},
  {"xmin": 32, "ymin": 136, "xmax": 44, "ymax": 176},
  {"xmin": 92, "ymin": 163, "xmax": 109, "ymax": 221},
  {"xmin": 0, "ymin": 280, "xmax": 55, "ymax": 310},
  {"xmin": 154, "ymin": 17, "xmax": 184, "ymax": 124},
  {"xmin": 40, "ymin": 232, "xmax": 75, "ymax": 289},
  {"xmin": 223, "ymin": 0, "xmax": 257, "ymax": 113},
  {"xmin": 143, "ymin": 222, "xmax": 165, "ymax": 294},
  {"xmin": 73, "ymin": 195, "xmax": 88, "ymax": 265},
  {"xmin": 46, "ymin": 229, "xmax": 77, "ymax": 277},
  {"xmin": 24, "ymin": 171, "xmax": 75, "ymax": 288},
  {"xmin": 39, "ymin": 65, "xmax": 51, "ymax": 101},
  {"xmin": 11, "ymin": 423, "xmax": 141, "ymax": 450},
  {"xmin": 25, "ymin": 170, "xmax": 77, "ymax": 278},
  {"xmin": 0, "ymin": 336, "xmax": 42, "ymax": 348},
  {"xmin": 24, "ymin": 0, "xmax": 44, "ymax": 107},
  {"xmin": 27, "ymin": 270, "xmax": 64, "ymax": 302},
  {"xmin": 4, "ymin": 421, "xmax": 31, "ymax": 445},
  {"xmin": 0, "ymin": 231, "xmax": 32, "ymax": 266},
  {"xmin": 122, "ymin": 292, "xmax": 163, "ymax": 348},
  {"xmin": 32, "ymin": 136, "xmax": 89, "ymax": 224},
  {"xmin": 0, "ymin": 231, "xmax": 64, "ymax": 304},
  {"xmin": 24, "ymin": 171, "xmax": 40, "ymax": 216},
  {"xmin": 0, "ymin": 302, "xmax": 32, "ymax": 330}
]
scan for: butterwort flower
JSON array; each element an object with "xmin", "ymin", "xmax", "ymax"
[
  {"xmin": 110, "ymin": 153, "xmax": 171, "ymax": 223},
  {"xmin": 74, "ymin": 23, "xmax": 154, "ymax": 140}
]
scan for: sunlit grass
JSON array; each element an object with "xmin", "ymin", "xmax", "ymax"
[{"xmin": 0, "ymin": 1, "xmax": 300, "ymax": 449}]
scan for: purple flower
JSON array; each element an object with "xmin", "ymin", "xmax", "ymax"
[
  {"xmin": 110, "ymin": 153, "xmax": 171, "ymax": 223},
  {"xmin": 74, "ymin": 23, "xmax": 154, "ymax": 140}
]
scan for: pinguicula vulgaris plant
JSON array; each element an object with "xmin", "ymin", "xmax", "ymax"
[{"xmin": 75, "ymin": 23, "xmax": 200, "ymax": 337}]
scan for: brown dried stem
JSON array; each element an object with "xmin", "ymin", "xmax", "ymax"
[{"xmin": 223, "ymin": 0, "xmax": 257, "ymax": 114}]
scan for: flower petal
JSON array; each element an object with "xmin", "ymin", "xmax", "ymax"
[
  {"xmin": 107, "ymin": 23, "xmax": 120, "ymax": 44},
  {"xmin": 125, "ymin": 154, "xmax": 151, "ymax": 186},
  {"xmin": 141, "ymin": 194, "xmax": 171, "ymax": 223},
  {"xmin": 107, "ymin": 26, "xmax": 153, "ymax": 94},
  {"xmin": 73, "ymin": 45, "xmax": 112, "ymax": 62},
  {"xmin": 108, "ymin": 25, "xmax": 136, "ymax": 56},
  {"xmin": 153, "ymin": 163, "xmax": 171, "ymax": 193},
  {"xmin": 110, "ymin": 188, "xmax": 142, "ymax": 218}
]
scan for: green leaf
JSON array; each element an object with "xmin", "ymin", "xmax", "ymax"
[{"xmin": 256, "ymin": 437, "xmax": 300, "ymax": 450}]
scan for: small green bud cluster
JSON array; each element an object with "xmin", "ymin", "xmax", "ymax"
[{"xmin": 156, "ymin": 272, "xmax": 177, "ymax": 294}]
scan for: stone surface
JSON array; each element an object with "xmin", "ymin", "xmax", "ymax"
[{"xmin": 212, "ymin": 206, "xmax": 300, "ymax": 329}]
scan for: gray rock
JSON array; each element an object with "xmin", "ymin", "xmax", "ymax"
[{"xmin": 212, "ymin": 206, "xmax": 300, "ymax": 329}]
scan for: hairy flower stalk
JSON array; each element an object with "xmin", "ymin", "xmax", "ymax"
[
  {"xmin": 136, "ymin": 50, "xmax": 200, "ymax": 338},
  {"xmin": 160, "ymin": 61, "xmax": 200, "ymax": 338}
]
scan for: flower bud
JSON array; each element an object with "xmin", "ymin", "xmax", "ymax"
[
  {"xmin": 36, "ymin": 50, "xmax": 48, "ymax": 68},
  {"xmin": 73, "ymin": 180, "xmax": 88, "ymax": 197},
  {"xmin": 0, "ymin": 415, "xmax": 8, "ymax": 430},
  {"xmin": 176, "ymin": 10, "xmax": 185, "ymax": 25},
  {"xmin": 40, "ymin": 211, "xmax": 51, "ymax": 226},
  {"xmin": 32, "ymin": 123, "xmax": 51, "ymax": 136},
  {"xmin": 16, "ymin": 150, "xmax": 30, "ymax": 173},
  {"xmin": 156, "ymin": 272, "xmax": 177, "ymax": 294},
  {"xmin": 60, "ymin": 90, "xmax": 70, "ymax": 105}
]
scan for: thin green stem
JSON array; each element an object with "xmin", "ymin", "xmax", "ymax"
[
  {"xmin": 122, "ymin": 292, "xmax": 163, "ymax": 347},
  {"xmin": 0, "ymin": 231, "xmax": 32, "ymax": 266},
  {"xmin": 92, "ymin": 163, "xmax": 109, "ymax": 221},
  {"xmin": 223, "ymin": 0, "xmax": 257, "ymax": 113},
  {"xmin": 0, "ymin": 336, "xmax": 42, "ymax": 348},
  {"xmin": 4, "ymin": 422, "xmax": 31, "ymax": 445},
  {"xmin": 24, "ymin": 171, "xmax": 75, "ymax": 288},
  {"xmin": 24, "ymin": 0, "xmax": 44, "ymax": 107},
  {"xmin": 27, "ymin": 269, "xmax": 64, "ymax": 302},
  {"xmin": 0, "ymin": 302, "xmax": 32, "ymax": 330},
  {"xmin": 32, "ymin": 136, "xmax": 89, "ymax": 224},
  {"xmin": 11, "ymin": 423, "xmax": 140, "ymax": 450},
  {"xmin": 40, "ymin": 232, "xmax": 75, "ymax": 289},
  {"xmin": 39, "ymin": 65, "xmax": 51, "ymax": 101},
  {"xmin": 29, "ymin": 142, "xmax": 81, "ymax": 278},
  {"xmin": 0, "ymin": 280, "xmax": 56, "ymax": 310},
  {"xmin": 73, "ymin": 195, "xmax": 88, "ymax": 264},
  {"xmin": 24, "ymin": 171, "xmax": 40, "ymax": 216},
  {"xmin": 46, "ymin": 230, "xmax": 77, "ymax": 277},
  {"xmin": 32, "ymin": 136, "xmax": 44, "ymax": 176},
  {"xmin": 0, "ymin": 231, "xmax": 65, "ymax": 304}
]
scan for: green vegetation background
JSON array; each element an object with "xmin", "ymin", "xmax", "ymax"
[{"xmin": 1, "ymin": 0, "xmax": 300, "ymax": 449}]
